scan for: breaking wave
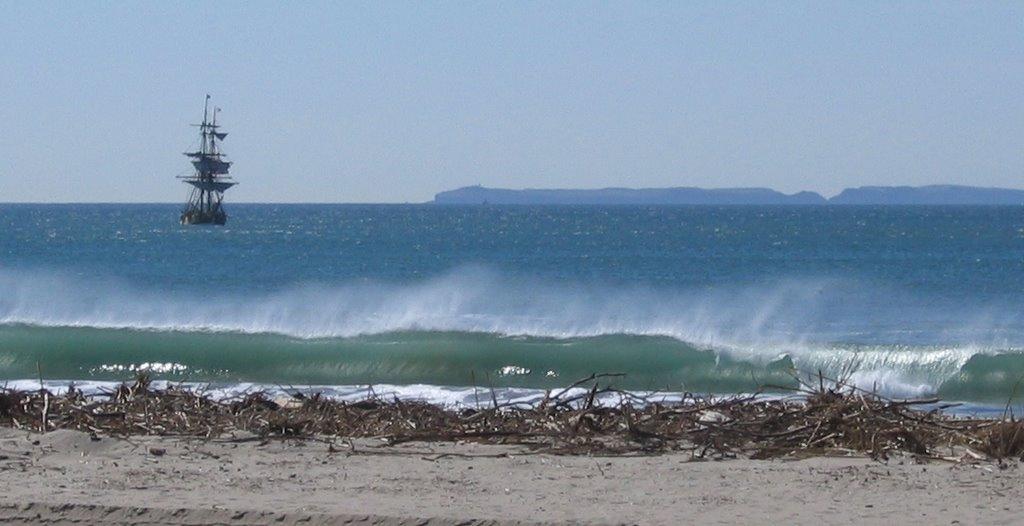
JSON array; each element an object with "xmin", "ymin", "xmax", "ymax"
[{"xmin": 1, "ymin": 267, "xmax": 1023, "ymax": 403}]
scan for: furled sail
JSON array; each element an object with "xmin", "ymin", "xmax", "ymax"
[
  {"xmin": 184, "ymin": 178, "xmax": 236, "ymax": 193},
  {"xmin": 191, "ymin": 156, "xmax": 232, "ymax": 174}
]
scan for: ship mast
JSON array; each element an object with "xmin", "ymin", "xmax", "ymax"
[{"xmin": 180, "ymin": 95, "xmax": 236, "ymax": 225}]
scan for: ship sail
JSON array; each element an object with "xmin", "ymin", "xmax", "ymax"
[
  {"xmin": 178, "ymin": 95, "xmax": 236, "ymax": 225},
  {"xmin": 184, "ymin": 179, "xmax": 237, "ymax": 193},
  {"xmin": 190, "ymin": 156, "xmax": 232, "ymax": 174}
]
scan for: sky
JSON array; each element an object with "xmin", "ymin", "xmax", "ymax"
[{"xmin": 1, "ymin": 2, "xmax": 1022, "ymax": 203}]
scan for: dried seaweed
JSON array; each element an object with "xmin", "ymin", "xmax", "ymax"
[{"xmin": 0, "ymin": 373, "xmax": 1015, "ymax": 461}]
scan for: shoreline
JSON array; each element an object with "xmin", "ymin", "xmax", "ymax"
[
  {"xmin": 2, "ymin": 375, "xmax": 1020, "ymax": 458},
  {"xmin": 1, "ymin": 429, "xmax": 1020, "ymax": 525},
  {"xmin": 2, "ymin": 377, "xmax": 1012, "ymax": 418},
  {"xmin": 3, "ymin": 377, "xmax": 1024, "ymax": 523}
]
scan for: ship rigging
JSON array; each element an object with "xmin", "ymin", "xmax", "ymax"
[{"xmin": 179, "ymin": 95, "xmax": 236, "ymax": 225}]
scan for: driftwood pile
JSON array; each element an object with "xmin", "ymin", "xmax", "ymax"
[{"xmin": 1, "ymin": 373, "xmax": 1022, "ymax": 461}]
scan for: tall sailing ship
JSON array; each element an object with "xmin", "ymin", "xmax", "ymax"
[{"xmin": 179, "ymin": 95, "xmax": 236, "ymax": 225}]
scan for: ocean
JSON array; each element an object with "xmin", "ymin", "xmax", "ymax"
[{"xmin": 2, "ymin": 203, "xmax": 1024, "ymax": 410}]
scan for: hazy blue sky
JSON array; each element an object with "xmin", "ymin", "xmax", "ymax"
[{"xmin": 2, "ymin": 2, "xmax": 1022, "ymax": 203}]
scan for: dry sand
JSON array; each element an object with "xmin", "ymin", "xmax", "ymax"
[{"xmin": 0, "ymin": 428, "xmax": 1019, "ymax": 525}]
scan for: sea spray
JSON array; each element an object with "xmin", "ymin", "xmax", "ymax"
[{"xmin": 0, "ymin": 266, "xmax": 1017, "ymax": 346}]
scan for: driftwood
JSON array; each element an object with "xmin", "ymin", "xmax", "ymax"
[{"xmin": 0, "ymin": 373, "xmax": 1021, "ymax": 461}]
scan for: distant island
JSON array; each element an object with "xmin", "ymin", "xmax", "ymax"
[
  {"xmin": 433, "ymin": 185, "xmax": 1024, "ymax": 205},
  {"xmin": 434, "ymin": 186, "xmax": 827, "ymax": 205},
  {"xmin": 828, "ymin": 185, "xmax": 1024, "ymax": 205}
]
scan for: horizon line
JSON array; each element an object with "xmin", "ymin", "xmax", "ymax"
[{"xmin": 7, "ymin": 183, "xmax": 1024, "ymax": 205}]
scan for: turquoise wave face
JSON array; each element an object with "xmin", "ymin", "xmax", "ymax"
[
  {"xmin": 939, "ymin": 353, "xmax": 1024, "ymax": 401},
  {"xmin": 2, "ymin": 324, "xmax": 1023, "ymax": 403},
  {"xmin": 0, "ymin": 325, "xmax": 796, "ymax": 393}
]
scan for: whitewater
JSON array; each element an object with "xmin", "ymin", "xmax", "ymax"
[{"xmin": 3, "ymin": 204, "xmax": 1024, "ymax": 406}]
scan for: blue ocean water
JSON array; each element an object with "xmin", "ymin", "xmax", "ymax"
[{"xmin": 2, "ymin": 203, "xmax": 1024, "ymax": 405}]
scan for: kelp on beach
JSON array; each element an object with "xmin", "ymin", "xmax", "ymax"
[{"xmin": 1, "ymin": 374, "xmax": 1022, "ymax": 461}]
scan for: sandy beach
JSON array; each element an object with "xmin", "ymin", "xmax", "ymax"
[{"xmin": 0, "ymin": 428, "xmax": 1018, "ymax": 525}]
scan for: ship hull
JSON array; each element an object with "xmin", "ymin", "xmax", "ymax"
[{"xmin": 180, "ymin": 211, "xmax": 227, "ymax": 225}]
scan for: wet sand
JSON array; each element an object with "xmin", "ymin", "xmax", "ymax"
[{"xmin": 0, "ymin": 428, "xmax": 1019, "ymax": 525}]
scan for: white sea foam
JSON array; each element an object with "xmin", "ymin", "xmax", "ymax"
[
  {"xmin": 0, "ymin": 378, "xmax": 757, "ymax": 409},
  {"xmin": 2, "ymin": 379, "xmax": 1005, "ymax": 416}
]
